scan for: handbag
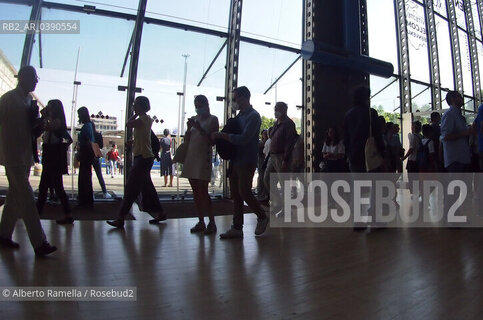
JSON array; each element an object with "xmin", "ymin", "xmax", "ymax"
[
  {"xmin": 365, "ymin": 108, "xmax": 383, "ymax": 171},
  {"xmin": 91, "ymin": 142, "xmax": 103, "ymax": 158},
  {"xmin": 173, "ymin": 141, "xmax": 188, "ymax": 164}
]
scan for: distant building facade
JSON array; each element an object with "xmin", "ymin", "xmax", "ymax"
[{"xmin": 91, "ymin": 116, "xmax": 118, "ymax": 133}]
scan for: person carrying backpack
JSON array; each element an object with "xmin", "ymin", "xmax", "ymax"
[{"xmin": 418, "ymin": 125, "xmax": 437, "ymax": 173}]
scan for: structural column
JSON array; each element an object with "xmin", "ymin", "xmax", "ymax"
[
  {"xmin": 124, "ymin": 0, "xmax": 147, "ymax": 185},
  {"xmin": 303, "ymin": 0, "xmax": 369, "ymax": 173},
  {"xmin": 20, "ymin": 0, "xmax": 42, "ymax": 68},
  {"xmin": 223, "ymin": 0, "xmax": 243, "ymax": 197},
  {"xmin": 446, "ymin": 0, "xmax": 464, "ymax": 93},
  {"xmin": 464, "ymin": 0, "xmax": 481, "ymax": 108},
  {"xmin": 424, "ymin": 0, "xmax": 442, "ymax": 110}
]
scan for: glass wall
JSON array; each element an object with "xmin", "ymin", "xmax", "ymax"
[
  {"xmin": 29, "ymin": 8, "xmax": 133, "ymax": 196},
  {"xmin": 0, "ymin": 2, "xmax": 32, "ymax": 68},
  {"xmin": 1, "ymin": 0, "xmax": 301, "ymax": 199},
  {"xmin": 435, "ymin": 15, "xmax": 454, "ymax": 90},
  {"xmin": 138, "ymin": 23, "xmax": 228, "ymax": 196},
  {"xmin": 241, "ymin": 0, "xmax": 302, "ymax": 49},
  {"xmin": 146, "ymin": 0, "xmax": 229, "ymax": 33},
  {"xmin": 406, "ymin": 1, "xmax": 430, "ymax": 83}
]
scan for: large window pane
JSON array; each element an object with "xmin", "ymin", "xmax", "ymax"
[
  {"xmin": 406, "ymin": 1, "xmax": 430, "ymax": 83},
  {"xmin": 28, "ymin": 8, "xmax": 134, "ymax": 195},
  {"xmin": 454, "ymin": 0, "xmax": 466, "ymax": 30},
  {"xmin": 146, "ymin": 0, "xmax": 229, "ymax": 33},
  {"xmin": 434, "ymin": 0, "xmax": 447, "ymax": 17},
  {"xmin": 411, "ymin": 82, "xmax": 432, "ymax": 113},
  {"xmin": 367, "ymin": 0, "xmax": 398, "ymax": 71},
  {"xmin": 138, "ymin": 24, "xmax": 228, "ymax": 195},
  {"xmin": 370, "ymin": 75, "xmax": 400, "ymax": 121},
  {"xmin": 459, "ymin": 30, "xmax": 473, "ymax": 96},
  {"xmin": 478, "ymin": 41, "xmax": 483, "ymax": 95},
  {"xmin": 472, "ymin": 1, "xmax": 481, "ymax": 41},
  {"xmin": 436, "ymin": 15, "xmax": 454, "ymax": 89},
  {"xmin": 241, "ymin": 0, "xmax": 302, "ymax": 48},
  {"xmin": 0, "ymin": 3, "xmax": 32, "ymax": 68},
  {"xmin": 238, "ymin": 42, "xmax": 302, "ymax": 120}
]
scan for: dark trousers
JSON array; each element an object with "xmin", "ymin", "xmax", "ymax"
[
  {"xmin": 119, "ymin": 156, "xmax": 163, "ymax": 218},
  {"xmin": 92, "ymin": 158, "xmax": 107, "ymax": 193},
  {"xmin": 229, "ymin": 164, "xmax": 266, "ymax": 230},
  {"xmin": 445, "ymin": 161, "xmax": 468, "ymax": 173},
  {"xmin": 78, "ymin": 157, "xmax": 93, "ymax": 206},
  {"xmin": 37, "ymin": 169, "xmax": 70, "ymax": 215}
]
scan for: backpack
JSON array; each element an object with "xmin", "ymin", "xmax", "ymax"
[
  {"xmin": 151, "ymin": 130, "xmax": 161, "ymax": 161},
  {"xmin": 216, "ymin": 116, "xmax": 241, "ymax": 160},
  {"xmin": 94, "ymin": 130, "xmax": 103, "ymax": 149},
  {"xmin": 415, "ymin": 135, "xmax": 430, "ymax": 172}
]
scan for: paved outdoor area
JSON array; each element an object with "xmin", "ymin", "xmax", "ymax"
[{"xmin": 0, "ymin": 165, "xmax": 260, "ymax": 199}]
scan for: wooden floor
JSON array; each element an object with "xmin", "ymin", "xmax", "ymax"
[{"xmin": 1, "ymin": 208, "xmax": 483, "ymax": 319}]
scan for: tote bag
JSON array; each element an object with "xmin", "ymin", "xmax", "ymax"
[{"xmin": 364, "ymin": 109, "xmax": 383, "ymax": 171}]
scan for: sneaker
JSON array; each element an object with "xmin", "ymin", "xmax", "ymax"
[
  {"xmin": 0, "ymin": 237, "xmax": 20, "ymax": 249},
  {"xmin": 34, "ymin": 241, "xmax": 57, "ymax": 257},
  {"xmin": 103, "ymin": 192, "xmax": 112, "ymax": 199},
  {"xmin": 149, "ymin": 214, "xmax": 167, "ymax": 224},
  {"xmin": 107, "ymin": 219, "xmax": 124, "ymax": 229},
  {"xmin": 56, "ymin": 217, "xmax": 74, "ymax": 225},
  {"xmin": 255, "ymin": 215, "xmax": 270, "ymax": 236},
  {"xmin": 190, "ymin": 221, "xmax": 206, "ymax": 233},
  {"xmin": 204, "ymin": 221, "xmax": 217, "ymax": 235},
  {"xmin": 220, "ymin": 226, "xmax": 243, "ymax": 239}
]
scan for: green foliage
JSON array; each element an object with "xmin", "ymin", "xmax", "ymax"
[
  {"xmin": 373, "ymin": 105, "xmax": 400, "ymax": 124},
  {"xmin": 260, "ymin": 116, "xmax": 276, "ymax": 134}
]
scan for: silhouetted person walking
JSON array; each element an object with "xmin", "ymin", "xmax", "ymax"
[
  {"xmin": 212, "ymin": 86, "xmax": 269, "ymax": 238},
  {"xmin": 0, "ymin": 66, "xmax": 57, "ymax": 256},
  {"xmin": 181, "ymin": 95, "xmax": 219, "ymax": 234},
  {"xmin": 77, "ymin": 106, "xmax": 95, "ymax": 208},
  {"xmin": 107, "ymin": 96, "xmax": 166, "ymax": 228},
  {"xmin": 36, "ymin": 99, "xmax": 73, "ymax": 224}
]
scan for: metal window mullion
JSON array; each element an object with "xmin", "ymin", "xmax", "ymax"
[
  {"xmin": 394, "ymin": 0, "xmax": 411, "ymax": 113},
  {"xmin": 360, "ymin": 0, "xmax": 369, "ymax": 56},
  {"xmin": 466, "ymin": 1, "xmax": 482, "ymax": 108},
  {"xmin": 224, "ymin": 0, "xmax": 242, "ymax": 120},
  {"xmin": 123, "ymin": 0, "xmax": 146, "ymax": 185},
  {"xmin": 223, "ymin": 0, "xmax": 242, "ymax": 197},
  {"xmin": 478, "ymin": 0, "xmax": 483, "ymax": 40},
  {"xmin": 20, "ymin": 0, "xmax": 42, "ymax": 68},
  {"xmin": 446, "ymin": 0, "xmax": 463, "ymax": 93},
  {"xmin": 424, "ymin": 0, "xmax": 441, "ymax": 110},
  {"xmin": 360, "ymin": 0, "xmax": 370, "ymax": 88},
  {"xmin": 303, "ymin": 0, "xmax": 314, "ymax": 173}
]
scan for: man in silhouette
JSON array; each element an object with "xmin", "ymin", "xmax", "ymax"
[{"xmin": 0, "ymin": 66, "xmax": 57, "ymax": 256}]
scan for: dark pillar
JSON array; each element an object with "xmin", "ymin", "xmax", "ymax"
[
  {"xmin": 303, "ymin": 0, "xmax": 369, "ymax": 173},
  {"xmin": 124, "ymin": 0, "xmax": 147, "ymax": 188}
]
